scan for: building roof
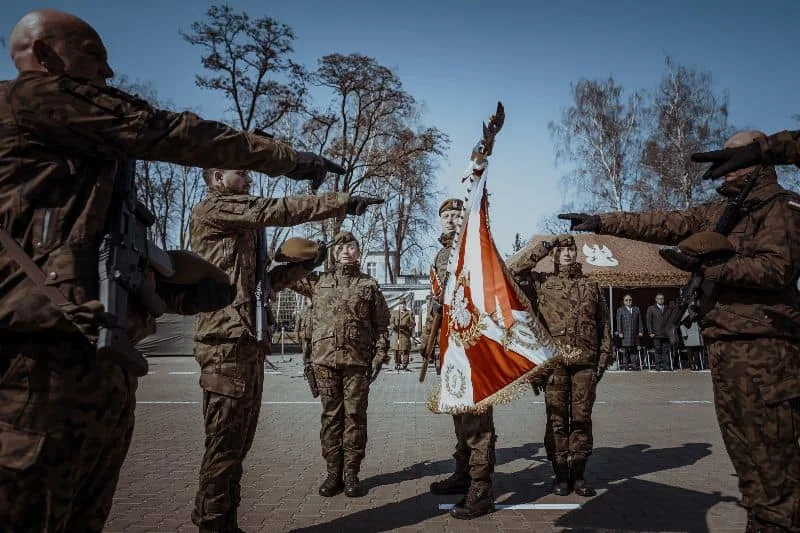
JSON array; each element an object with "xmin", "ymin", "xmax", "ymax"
[{"xmin": 510, "ymin": 234, "xmax": 691, "ymax": 288}]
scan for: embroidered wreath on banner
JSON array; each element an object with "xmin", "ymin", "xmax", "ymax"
[
  {"xmin": 443, "ymin": 363, "xmax": 467, "ymax": 399},
  {"xmin": 449, "ymin": 274, "xmax": 485, "ymax": 349}
]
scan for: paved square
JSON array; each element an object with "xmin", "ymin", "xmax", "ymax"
[{"xmin": 104, "ymin": 355, "xmax": 746, "ymax": 532}]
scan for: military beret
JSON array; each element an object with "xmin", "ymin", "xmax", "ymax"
[
  {"xmin": 274, "ymin": 237, "xmax": 320, "ymax": 263},
  {"xmin": 164, "ymin": 250, "xmax": 229, "ymax": 285},
  {"xmin": 439, "ymin": 198, "xmax": 464, "ymax": 215},
  {"xmin": 331, "ymin": 231, "xmax": 358, "ymax": 247},
  {"xmin": 554, "ymin": 234, "xmax": 576, "ymax": 249},
  {"xmin": 677, "ymin": 231, "xmax": 735, "ymax": 259}
]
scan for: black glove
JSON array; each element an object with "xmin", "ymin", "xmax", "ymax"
[
  {"xmin": 659, "ymin": 247, "xmax": 703, "ymax": 273},
  {"xmin": 691, "ymin": 142, "xmax": 762, "ymax": 180},
  {"xmin": 347, "ymin": 196, "xmax": 384, "ymax": 216},
  {"xmin": 557, "ymin": 213, "xmax": 601, "ymax": 232},
  {"xmin": 285, "ymin": 152, "xmax": 345, "ymax": 191},
  {"xmin": 157, "ymin": 278, "xmax": 235, "ymax": 315},
  {"xmin": 596, "ymin": 366, "xmax": 606, "ymax": 382}
]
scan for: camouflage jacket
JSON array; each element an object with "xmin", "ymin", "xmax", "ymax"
[
  {"xmin": 189, "ymin": 191, "xmax": 349, "ymax": 345},
  {"xmin": 291, "ymin": 264, "xmax": 389, "ymax": 368},
  {"xmin": 0, "ymin": 72, "xmax": 299, "ymax": 337},
  {"xmin": 422, "ymin": 233, "xmax": 454, "ymax": 341},
  {"xmin": 296, "ymin": 305, "xmax": 313, "ymax": 360},
  {"xmin": 508, "ymin": 241, "xmax": 614, "ymax": 369},
  {"xmin": 390, "ymin": 309, "xmax": 415, "ymax": 350},
  {"xmin": 597, "ymin": 169, "xmax": 800, "ymax": 341}
]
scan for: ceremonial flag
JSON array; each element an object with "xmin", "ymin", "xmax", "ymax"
[{"xmin": 428, "ymin": 104, "xmax": 561, "ymax": 414}]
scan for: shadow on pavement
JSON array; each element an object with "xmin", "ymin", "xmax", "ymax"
[{"xmin": 288, "ymin": 442, "xmax": 720, "ymax": 533}]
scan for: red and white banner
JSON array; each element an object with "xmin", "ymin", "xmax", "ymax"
[{"xmin": 428, "ymin": 161, "xmax": 559, "ymax": 414}]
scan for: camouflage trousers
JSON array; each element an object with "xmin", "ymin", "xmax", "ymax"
[
  {"xmin": 452, "ymin": 408, "xmax": 497, "ymax": 484},
  {"xmin": 0, "ymin": 337, "xmax": 137, "ymax": 533},
  {"xmin": 394, "ymin": 349, "xmax": 410, "ymax": 368},
  {"xmin": 192, "ymin": 336, "xmax": 264, "ymax": 527},
  {"xmin": 314, "ymin": 364, "xmax": 370, "ymax": 475},
  {"xmin": 544, "ymin": 366, "xmax": 597, "ymax": 462},
  {"xmin": 707, "ymin": 338, "xmax": 800, "ymax": 531}
]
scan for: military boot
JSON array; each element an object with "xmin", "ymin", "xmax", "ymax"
[
  {"xmin": 571, "ymin": 457, "xmax": 595, "ymax": 497},
  {"xmin": 226, "ymin": 507, "xmax": 245, "ymax": 533},
  {"xmin": 318, "ymin": 471, "xmax": 344, "ymax": 497},
  {"xmin": 450, "ymin": 481, "xmax": 494, "ymax": 520},
  {"xmin": 344, "ymin": 472, "xmax": 364, "ymax": 498},
  {"xmin": 430, "ymin": 471, "xmax": 471, "ymax": 495},
  {"xmin": 198, "ymin": 517, "xmax": 232, "ymax": 533},
  {"xmin": 552, "ymin": 460, "xmax": 571, "ymax": 496}
]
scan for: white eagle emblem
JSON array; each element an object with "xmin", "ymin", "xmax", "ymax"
[{"xmin": 582, "ymin": 243, "xmax": 619, "ymax": 267}]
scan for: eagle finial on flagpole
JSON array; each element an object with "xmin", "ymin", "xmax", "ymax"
[{"xmin": 470, "ymin": 102, "xmax": 505, "ymax": 168}]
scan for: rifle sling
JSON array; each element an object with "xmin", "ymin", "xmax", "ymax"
[{"xmin": 0, "ymin": 225, "xmax": 70, "ymax": 306}]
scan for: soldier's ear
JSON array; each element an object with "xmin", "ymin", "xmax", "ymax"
[{"xmin": 212, "ymin": 170, "xmax": 225, "ymax": 187}]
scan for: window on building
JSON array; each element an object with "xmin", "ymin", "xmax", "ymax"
[{"xmin": 367, "ymin": 262, "xmax": 377, "ymax": 278}]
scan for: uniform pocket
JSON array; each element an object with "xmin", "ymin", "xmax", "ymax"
[
  {"xmin": 199, "ymin": 372, "xmax": 246, "ymax": 398},
  {"xmin": 0, "ymin": 420, "xmax": 45, "ymax": 470}
]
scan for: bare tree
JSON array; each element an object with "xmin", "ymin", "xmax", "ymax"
[
  {"xmin": 549, "ymin": 78, "xmax": 642, "ymax": 212},
  {"xmin": 180, "ymin": 3, "xmax": 305, "ymax": 132},
  {"xmin": 110, "ymin": 75, "xmax": 205, "ymax": 250},
  {"xmin": 302, "ymin": 53, "xmax": 448, "ymax": 268},
  {"xmin": 536, "ymin": 213, "xmax": 570, "ymax": 235},
  {"xmin": 638, "ymin": 57, "xmax": 731, "ymax": 210},
  {"xmin": 181, "ymin": 4, "xmax": 311, "ymax": 254}
]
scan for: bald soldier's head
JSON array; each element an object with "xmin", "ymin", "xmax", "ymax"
[
  {"xmin": 722, "ymin": 130, "xmax": 767, "ymax": 182},
  {"xmin": 9, "ymin": 9, "xmax": 113, "ymax": 85}
]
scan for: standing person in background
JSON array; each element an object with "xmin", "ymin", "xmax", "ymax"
[
  {"xmin": 390, "ymin": 296, "xmax": 415, "ymax": 371},
  {"xmin": 646, "ymin": 294, "xmax": 671, "ymax": 371},
  {"xmin": 615, "ymin": 294, "xmax": 643, "ymax": 370}
]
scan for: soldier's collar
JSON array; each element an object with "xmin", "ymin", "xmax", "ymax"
[
  {"xmin": 439, "ymin": 232, "xmax": 456, "ymax": 248},
  {"xmin": 335, "ymin": 263, "xmax": 360, "ymax": 276}
]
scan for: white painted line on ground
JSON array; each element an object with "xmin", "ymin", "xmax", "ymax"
[
  {"xmin": 168, "ymin": 371, "xmax": 197, "ymax": 375},
  {"xmin": 147, "ymin": 371, "xmax": 157, "ymax": 375},
  {"xmin": 264, "ymin": 371, "xmax": 282, "ymax": 375},
  {"xmin": 669, "ymin": 400, "xmax": 712, "ymax": 404},
  {"xmin": 262, "ymin": 401, "xmax": 318, "ymax": 404},
  {"xmin": 139, "ymin": 401, "xmax": 199, "ymax": 404},
  {"xmin": 438, "ymin": 503, "xmax": 581, "ymax": 511},
  {"xmin": 393, "ymin": 401, "xmax": 426, "ymax": 404},
  {"xmin": 532, "ymin": 401, "xmax": 606, "ymax": 405}
]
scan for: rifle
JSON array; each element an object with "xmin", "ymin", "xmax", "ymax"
[
  {"xmin": 254, "ymin": 228, "xmax": 275, "ymax": 352},
  {"xmin": 674, "ymin": 167, "xmax": 761, "ymax": 328},
  {"xmin": 419, "ymin": 273, "xmax": 448, "ymax": 383},
  {"xmin": 97, "ymin": 160, "xmax": 175, "ymax": 377}
]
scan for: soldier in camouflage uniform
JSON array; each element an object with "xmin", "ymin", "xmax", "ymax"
[
  {"xmin": 291, "ymin": 232, "xmax": 390, "ymax": 498},
  {"xmin": 0, "ymin": 9, "xmax": 346, "ymax": 533},
  {"xmin": 563, "ymin": 131, "xmax": 800, "ymax": 532},
  {"xmin": 426, "ymin": 199, "xmax": 497, "ymax": 520},
  {"xmin": 296, "ymin": 300, "xmax": 313, "ymax": 363},
  {"xmin": 189, "ymin": 171, "xmax": 379, "ymax": 532},
  {"xmin": 508, "ymin": 235, "xmax": 613, "ymax": 497},
  {"xmin": 390, "ymin": 297, "xmax": 415, "ymax": 370}
]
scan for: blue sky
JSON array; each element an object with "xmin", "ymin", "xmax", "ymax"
[{"xmin": 2, "ymin": 0, "xmax": 798, "ymax": 254}]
